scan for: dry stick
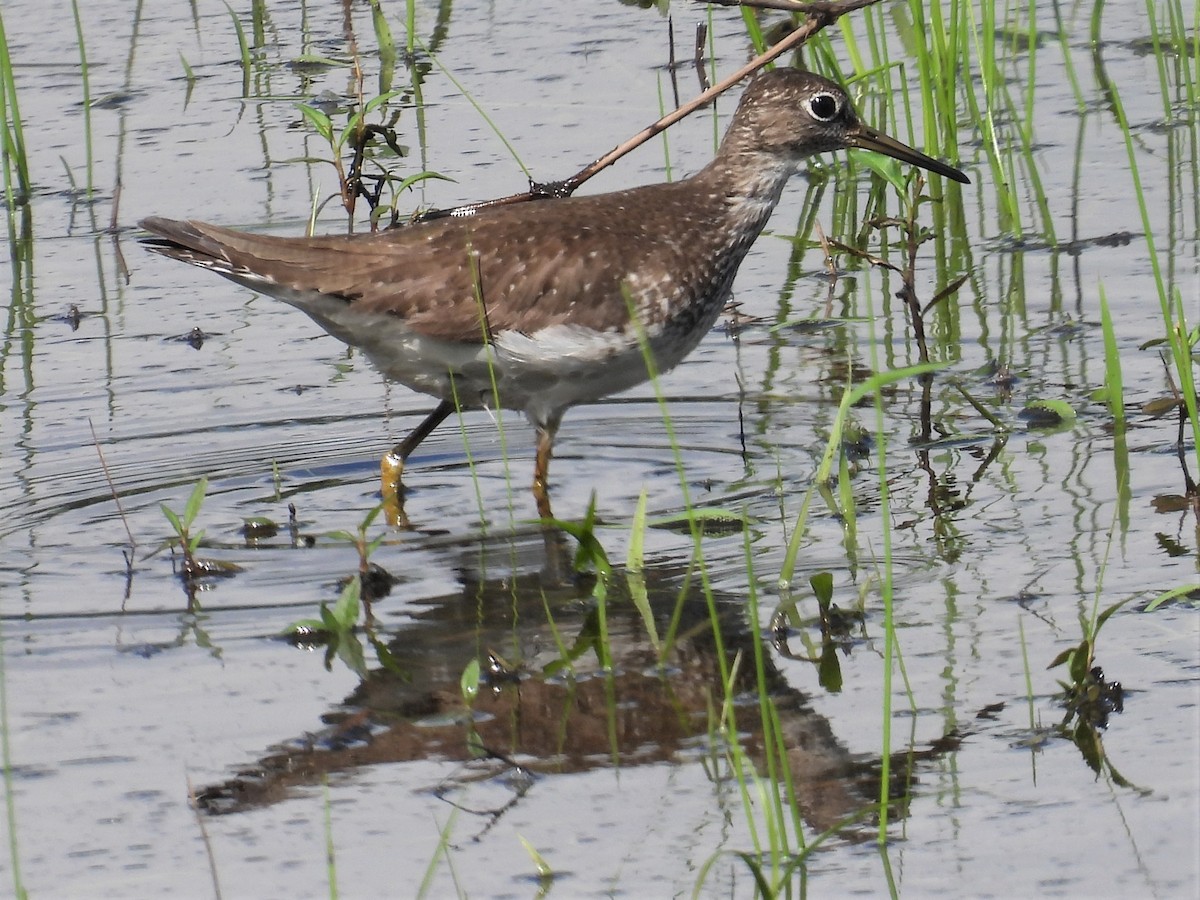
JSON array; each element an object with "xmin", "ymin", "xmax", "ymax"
[
  {"xmin": 109, "ymin": 174, "xmax": 121, "ymax": 233},
  {"xmin": 346, "ymin": 53, "xmax": 366, "ymax": 223},
  {"xmin": 419, "ymin": 0, "xmax": 881, "ymax": 221},
  {"xmin": 950, "ymin": 380, "xmax": 1006, "ymax": 430},
  {"xmin": 813, "ymin": 218, "xmax": 836, "ymax": 276},
  {"xmin": 825, "ymin": 238, "xmax": 900, "ymax": 273},
  {"xmin": 187, "ymin": 775, "xmax": 225, "ymax": 900},
  {"xmin": 694, "ymin": 23, "xmax": 711, "ymax": 92},
  {"xmin": 667, "ymin": 16, "xmax": 682, "ymax": 110},
  {"xmin": 709, "ymin": 0, "xmax": 831, "ymax": 11},
  {"xmin": 89, "ymin": 418, "xmax": 136, "ymax": 551},
  {"xmin": 111, "ymin": 175, "xmax": 132, "ymax": 284},
  {"xmin": 901, "ymin": 193, "xmax": 928, "ymax": 366}
]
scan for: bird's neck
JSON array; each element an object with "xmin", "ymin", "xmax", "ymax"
[{"xmin": 688, "ymin": 148, "xmax": 799, "ymax": 254}]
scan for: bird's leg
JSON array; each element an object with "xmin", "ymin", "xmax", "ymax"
[
  {"xmin": 532, "ymin": 415, "xmax": 562, "ymax": 521},
  {"xmin": 381, "ymin": 399, "xmax": 455, "ymax": 525},
  {"xmin": 538, "ymin": 524, "xmax": 573, "ymax": 587}
]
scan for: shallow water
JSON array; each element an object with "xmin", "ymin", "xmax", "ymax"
[{"xmin": 1, "ymin": 0, "xmax": 1198, "ymax": 897}]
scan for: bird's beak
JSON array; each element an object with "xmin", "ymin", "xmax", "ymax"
[{"xmin": 848, "ymin": 124, "xmax": 970, "ymax": 184}]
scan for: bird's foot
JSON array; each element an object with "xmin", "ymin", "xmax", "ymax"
[{"xmin": 380, "ymin": 450, "xmax": 409, "ymax": 528}]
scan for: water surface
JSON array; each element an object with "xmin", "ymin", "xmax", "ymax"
[{"xmin": 1, "ymin": 0, "xmax": 1197, "ymax": 897}]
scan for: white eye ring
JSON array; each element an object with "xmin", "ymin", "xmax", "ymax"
[{"xmin": 807, "ymin": 92, "xmax": 840, "ymax": 122}]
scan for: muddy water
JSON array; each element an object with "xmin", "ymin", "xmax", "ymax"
[{"xmin": 1, "ymin": 0, "xmax": 1197, "ymax": 897}]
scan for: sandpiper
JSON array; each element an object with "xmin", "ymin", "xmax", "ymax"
[{"xmin": 141, "ymin": 68, "xmax": 968, "ymax": 521}]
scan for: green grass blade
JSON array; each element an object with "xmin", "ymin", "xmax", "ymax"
[
  {"xmin": 69, "ymin": 0, "xmax": 93, "ymax": 198},
  {"xmin": 223, "ymin": 2, "xmax": 251, "ymax": 97},
  {"xmin": 369, "ymin": 0, "xmax": 397, "ymax": 95},
  {"xmin": 1097, "ymin": 286, "xmax": 1125, "ymax": 431},
  {"xmin": 0, "ymin": 6, "xmax": 31, "ymax": 207}
]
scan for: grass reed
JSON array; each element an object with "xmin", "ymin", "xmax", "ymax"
[
  {"xmin": 1104, "ymin": 77, "xmax": 1200, "ymax": 466},
  {"xmin": 322, "ymin": 777, "xmax": 339, "ymax": 899},
  {"xmin": 224, "ymin": 2, "xmax": 252, "ymax": 97},
  {"xmin": 1097, "ymin": 287, "xmax": 1125, "ymax": 432},
  {"xmin": 404, "ymin": 0, "xmax": 417, "ymax": 59},
  {"xmin": 0, "ymin": 6, "xmax": 30, "ymax": 214},
  {"xmin": 69, "ymin": 0, "xmax": 94, "ymax": 198},
  {"xmin": 369, "ymin": 0, "xmax": 397, "ymax": 94},
  {"xmin": 0, "ymin": 614, "xmax": 27, "ymax": 899},
  {"xmin": 250, "ymin": 0, "xmax": 267, "ymax": 49},
  {"xmin": 417, "ymin": 811, "xmax": 461, "ymax": 898}
]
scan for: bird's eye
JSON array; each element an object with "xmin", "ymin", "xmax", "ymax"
[{"xmin": 807, "ymin": 92, "xmax": 840, "ymax": 122}]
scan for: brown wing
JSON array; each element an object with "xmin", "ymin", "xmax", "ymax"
[{"xmin": 140, "ymin": 180, "xmax": 725, "ymax": 343}]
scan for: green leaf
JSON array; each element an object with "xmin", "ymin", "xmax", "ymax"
[
  {"xmin": 517, "ymin": 835, "xmax": 553, "ymax": 879},
  {"xmin": 1072, "ymin": 720, "xmax": 1103, "ymax": 774},
  {"xmin": 1145, "ymin": 584, "xmax": 1200, "ymax": 611},
  {"xmin": 183, "ymin": 477, "xmax": 208, "ymax": 527},
  {"xmin": 1046, "ymin": 646, "xmax": 1075, "ymax": 670},
  {"xmin": 562, "ymin": 609, "xmax": 603, "ymax": 664},
  {"xmin": 460, "ymin": 658, "xmax": 481, "ymax": 702},
  {"xmin": 335, "ymin": 109, "xmax": 366, "ymax": 153},
  {"xmin": 1098, "ymin": 288, "xmax": 1125, "ymax": 428},
  {"xmin": 817, "ymin": 639, "xmax": 843, "ymax": 692},
  {"xmin": 644, "ymin": 506, "xmax": 747, "ymax": 529},
  {"xmin": 335, "ymin": 631, "xmax": 368, "ymax": 678},
  {"xmin": 289, "ymin": 53, "xmax": 350, "ymax": 69},
  {"xmin": 394, "ymin": 171, "xmax": 454, "ymax": 194},
  {"xmin": 362, "ymin": 88, "xmax": 404, "ymax": 118},
  {"xmin": 626, "ymin": 489, "xmax": 648, "ymax": 573},
  {"xmin": 297, "ymin": 103, "xmax": 334, "ymax": 143},
  {"xmin": 1103, "ymin": 758, "xmax": 1139, "ymax": 790},
  {"xmin": 361, "ymin": 502, "xmax": 385, "ymax": 529},
  {"xmin": 160, "ymin": 504, "xmax": 183, "ymax": 536},
  {"xmin": 330, "ymin": 577, "xmax": 361, "ymax": 629},
  {"xmin": 809, "ymin": 571, "xmax": 834, "ymax": 608},
  {"xmin": 625, "ymin": 569, "xmax": 660, "ymax": 653},
  {"xmin": 369, "ymin": 634, "xmax": 407, "ymax": 677},
  {"xmin": 281, "ymin": 155, "xmax": 342, "ymax": 168},
  {"xmin": 1019, "ymin": 398, "xmax": 1077, "ymax": 429},
  {"xmin": 849, "ymin": 148, "xmax": 911, "ymax": 193},
  {"xmin": 547, "ymin": 494, "xmax": 611, "ymax": 577},
  {"xmin": 1068, "ymin": 638, "xmax": 1092, "ymax": 684}
]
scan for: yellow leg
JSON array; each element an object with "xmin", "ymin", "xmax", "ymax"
[
  {"xmin": 380, "ymin": 399, "xmax": 455, "ymax": 527},
  {"xmin": 380, "ymin": 449, "xmax": 407, "ymax": 527},
  {"xmin": 532, "ymin": 417, "xmax": 561, "ymax": 521}
]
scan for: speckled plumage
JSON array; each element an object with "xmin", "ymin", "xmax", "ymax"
[{"xmin": 140, "ymin": 68, "xmax": 968, "ymax": 517}]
